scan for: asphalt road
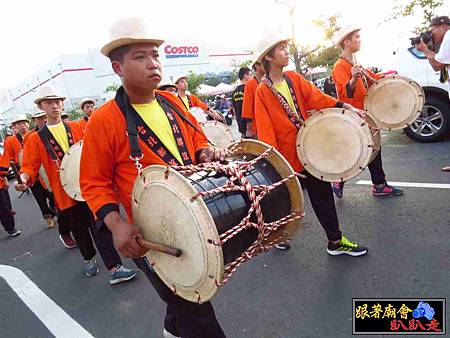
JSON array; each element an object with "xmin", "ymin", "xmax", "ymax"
[{"xmin": 0, "ymin": 121, "xmax": 449, "ymax": 338}]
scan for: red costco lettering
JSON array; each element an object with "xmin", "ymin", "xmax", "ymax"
[{"xmin": 164, "ymin": 45, "xmax": 199, "ymax": 55}]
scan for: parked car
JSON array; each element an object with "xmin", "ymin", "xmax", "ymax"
[{"xmin": 386, "ymin": 45, "xmax": 450, "ymax": 142}]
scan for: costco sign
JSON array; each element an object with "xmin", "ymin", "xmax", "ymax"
[
  {"xmin": 164, "ymin": 45, "xmax": 200, "ymax": 59},
  {"xmin": 161, "ymin": 40, "xmax": 209, "ymax": 66}
]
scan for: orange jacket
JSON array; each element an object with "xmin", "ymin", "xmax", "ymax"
[
  {"xmin": 179, "ymin": 94, "xmax": 209, "ymax": 111},
  {"xmin": 332, "ymin": 58, "xmax": 381, "ymax": 110},
  {"xmin": 21, "ymin": 122, "xmax": 83, "ymax": 210},
  {"xmin": 242, "ymin": 77, "xmax": 259, "ymax": 133},
  {"xmin": 255, "ymin": 71, "xmax": 339, "ymax": 173},
  {"xmin": 0, "ymin": 146, "xmax": 11, "ymax": 189},
  {"xmin": 4, "ymin": 134, "xmax": 24, "ymax": 165},
  {"xmin": 23, "ymin": 128, "xmax": 38, "ymax": 145},
  {"xmin": 78, "ymin": 117, "xmax": 89, "ymax": 133},
  {"xmin": 80, "ymin": 90, "xmax": 209, "ymax": 222}
]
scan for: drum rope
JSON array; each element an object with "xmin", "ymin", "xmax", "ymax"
[{"xmin": 166, "ymin": 146, "xmax": 305, "ymax": 286}]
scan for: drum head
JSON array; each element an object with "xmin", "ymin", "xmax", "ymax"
[
  {"xmin": 201, "ymin": 121, "xmax": 235, "ymax": 149},
  {"xmin": 364, "ymin": 75, "xmax": 424, "ymax": 130},
  {"xmin": 60, "ymin": 141, "xmax": 84, "ymax": 201},
  {"xmin": 365, "ymin": 115, "xmax": 381, "ymax": 164},
  {"xmin": 132, "ymin": 166, "xmax": 223, "ymax": 303},
  {"xmin": 296, "ymin": 108, "xmax": 374, "ymax": 182},
  {"xmin": 227, "ymin": 140, "xmax": 304, "ymax": 244}
]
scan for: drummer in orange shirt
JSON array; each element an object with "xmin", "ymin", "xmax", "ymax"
[
  {"xmin": 254, "ymin": 32, "xmax": 368, "ymax": 256},
  {"xmin": 80, "ymin": 18, "xmax": 226, "ymax": 338},
  {"xmin": 242, "ymin": 56, "xmax": 266, "ymax": 138},
  {"xmin": 175, "ymin": 75, "xmax": 226, "ymax": 123},
  {"xmin": 78, "ymin": 98, "xmax": 95, "ymax": 132},
  {"xmin": 16, "ymin": 86, "xmax": 139, "ymax": 284},
  {"xmin": 332, "ymin": 26, "xmax": 403, "ymax": 198}
]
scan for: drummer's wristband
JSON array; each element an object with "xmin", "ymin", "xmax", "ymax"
[
  {"xmin": 96, "ymin": 203, "xmax": 120, "ymax": 221},
  {"xmin": 335, "ymin": 101, "xmax": 344, "ymax": 108}
]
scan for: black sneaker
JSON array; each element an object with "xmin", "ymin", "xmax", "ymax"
[
  {"xmin": 8, "ymin": 229, "xmax": 21, "ymax": 237},
  {"xmin": 327, "ymin": 235, "xmax": 367, "ymax": 257},
  {"xmin": 274, "ymin": 243, "xmax": 291, "ymax": 251}
]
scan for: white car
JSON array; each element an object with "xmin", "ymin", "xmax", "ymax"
[{"xmin": 387, "ymin": 45, "xmax": 450, "ymax": 142}]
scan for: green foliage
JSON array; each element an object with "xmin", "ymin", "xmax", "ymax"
[
  {"xmin": 230, "ymin": 59, "xmax": 253, "ymax": 83},
  {"xmin": 305, "ymin": 46, "xmax": 341, "ymax": 69},
  {"xmin": 186, "ymin": 71, "xmax": 206, "ymax": 96},
  {"xmin": 105, "ymin": 83, "xmax": 119, "ymax": 93},
  {"xmin": 66, "ymin": 109, "xmax": 84, "ymax": 121},
  {"xmin": 204, "ymin": 76, "xmax": 222, "ymax": 87},
  {"xmin": 391, "ymin": 0, "xmax": 445, "ymax": 32},
  {"xmin": 294, "ymin": 14, "xmax": 341, "ymax": 74}
]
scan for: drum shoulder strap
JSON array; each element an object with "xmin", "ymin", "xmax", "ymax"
[
  {"xmin": 37, "ymin": 126, "xmax": 61, "ymax": 162},
  {"xmin": 114, "ymin": 87, "xmax": 198, "ymax": 165}
]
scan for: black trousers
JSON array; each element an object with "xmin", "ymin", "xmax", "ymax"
[
  {"xmin": 299, "ymin": 171, "xmax": 342, "ymax": 241},
  {"xmin": 133, "ymin": 258, "xmax": 225, "ymax": 338},
  {"xmin": 63, "ymin": 202, "xmax": 122, "ymax": 269},
  {"xmin": 0, "ymin": 188, "xmax": 15, "ymax": 232},
  {"xmin": 367, "ymin": 149, "xmax": 386, "ymax": 185},
  {"xmin": 30, "ymin": 181, "xmax": 56, "ymax": 218}
]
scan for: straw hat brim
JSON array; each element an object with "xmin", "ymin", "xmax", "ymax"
[
  {"xmin": 174, "ymin": 76, "xmax": 187, "ymax": 85},
  {"xmin": 101, "ymin": 38, "xmax": 165, "ymax": 57},
  {"xmin": 256, "ymin": 37, "xmax": 291, "ymax": 63},
  {"xmin": 336, "ymin": 28, "xmax": 361, "ymax": 46},
  {"xmin": 11, "ymin": 118, "xmax": 29, "ymax": 124},
  {"xmin": 158, "ymin": 84, "xmax": 177, "ymax": 90},
  {"xmin": 34, "ymin": 95, "xmax": 66, "ymax": 105},
  {"xmin": 31, "ymin": 112, "xmax": 46, "ymax": 118}
]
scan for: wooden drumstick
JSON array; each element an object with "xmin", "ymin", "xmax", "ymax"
[
  {"xmin": 10, "ymin": 161, "xmax": 22, "ymax": 184},
  {"xmin": 136, "ymin": 237, "xmax": 182, "ymax": 257}
]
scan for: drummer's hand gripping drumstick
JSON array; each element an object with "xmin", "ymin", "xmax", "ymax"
[
  {"xmin": 136, "ymin": 237, "xmax": 182, "ymax": 257},
  {"xmin": 10, "ymin": 161, "xmax": 22, "ymax": 184}
]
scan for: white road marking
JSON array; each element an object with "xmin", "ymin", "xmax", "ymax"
[
  {"xmin": 0, "ymin": 265, "xmax": 94, "ymax": 338},
  {"xmin": 356, "ymin": 180, "xmax": 450, "ymax": 189}
]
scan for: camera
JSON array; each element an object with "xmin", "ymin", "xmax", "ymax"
[{"xmin": 410, "ymin": 32, "xmax": 432, "ymax": 46}]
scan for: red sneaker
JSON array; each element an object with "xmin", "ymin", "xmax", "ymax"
[{"xmin": 59, "ymin": 234, "xmax": 77, "ymax": 249}]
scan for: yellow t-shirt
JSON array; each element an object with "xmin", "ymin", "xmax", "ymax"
[
  {"xmin": 47, "ymin": 122, "xmax": 69, "ymax": 153},
  {"xmin": 180, "ymin": 96, "xmax": 190, "ymax": 109},
  {"xmin": 132, "ymin": 100, "xmax": 183, "ymax": 164},
  {"xmin": 274, "ymin": 80, "xmax": 296, "ymax": 112}
]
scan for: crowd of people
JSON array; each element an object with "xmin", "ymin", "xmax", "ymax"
[{"xmin": 0, "ymin": 14, "xmax": 448, "ymax": 338}]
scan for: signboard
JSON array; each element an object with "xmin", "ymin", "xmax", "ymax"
[
  {"xmin": 0, "ymin": 90, "xmax": 14, "ymax": 114},
  {"xmin": 161, "ymin": 40, "xmax": 209, "ymax": 66}
]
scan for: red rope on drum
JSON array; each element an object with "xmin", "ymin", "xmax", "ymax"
[{"xmin": 163, "ymin": 146, "xmax": 305, "ymax": 286}]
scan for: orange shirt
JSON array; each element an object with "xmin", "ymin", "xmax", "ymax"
[
  {"xmin": 179, "ymin": 94, "xmax": 209, "ymax": 111},
  {"xmin": 255, "ymin": 71, "xmax": 339, "ymax": 173},
  {"xmin": 23, "ymin": 128, "xmax": 38, "ymax": 145},
  {"xmin": 21, "ymin": 122, "xmax": 84, "ymax": 210},
  {"xmin": 332, "ymin": 58, "xmax": 381, "ymax": 110},
  {"xmin": 0, "ymin": 146, "xmax": 12, "ymax": 189},
  {"xmin": 78, "ymin": 117, "xmax": 89, "ymax": 133},
  {"xmin": 4, "ymin": 134, "xmax": 24, "ymax": 164},
  {"xmin": 242, "ymin": 77, "xmax": 259, "ymax": 133},
  {"xmin": 80, "ymin": 90, "xmax": 209, "ymax": 222}
]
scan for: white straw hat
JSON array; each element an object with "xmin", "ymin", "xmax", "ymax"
[
  {"xmin": 101, "ymin": 17, "xmax": 165, "ymax": 57},
  {"xmin": 255, "ymin": 32, "xmax": 291, "ymax": 63},
  {"xmin": 11, "ymin": 115, "xmax": 29, "ymax": 125},
  {"xmin": 31, "ymin": 111, "xmax": 46, "ymax": 118},
  {"xmin": 34, "ymin": 86, "xmax": 66, "ymax": 104},
  {"xmin": 336, "ymin": 25, "xmax": 361, "ymax": 46},
  {"xmin": 80, "ymin": 98, "xmax": 95, "ymax": 109}
]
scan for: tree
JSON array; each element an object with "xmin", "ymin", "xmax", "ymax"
[
  {"xmin": 105, "ymin": 83, "xmax": 119, "ymax": 93},
  {"xmin": 66, "ymin": 108, "xmax": 84, "ymax": 121},
  {"xmin": 391, "ymin": 0, "xmax": 444, "ymax": 32},
  {"xmin": 230, "ymin": 59, "xmax": 252, "ymax": 83},
  {"xmin": 299, "ymin": 14, "xmax": 342, "ymax": 73},
  {"xmin": 186, "ymin": 71, "xmax": 206, "ymax": 96}
]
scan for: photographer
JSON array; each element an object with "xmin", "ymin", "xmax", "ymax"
[{"xmin": 416, "ymin": 16, "xmax": 450, "ymax": 172}]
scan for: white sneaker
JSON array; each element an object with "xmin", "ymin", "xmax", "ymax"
[{"xmin": 163, "ymin": 328, "xmax": 180, "ymax": 338}]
